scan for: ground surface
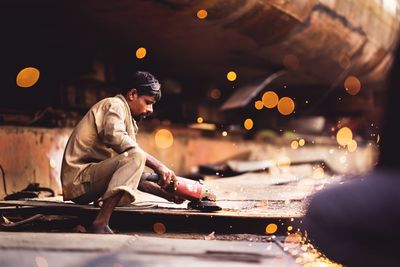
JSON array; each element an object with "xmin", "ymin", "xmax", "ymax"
[
  {"xmin": 0, "ymin": 231, "xmax": 341, "ymax": 267},
  {"xmin": 0, "ymin": 166, "xmax": 345, "ymax": 266}
]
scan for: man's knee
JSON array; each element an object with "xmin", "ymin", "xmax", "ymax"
[{"xmin": 122, "ymin": 147, "xmax": 146, "ymax": 166}]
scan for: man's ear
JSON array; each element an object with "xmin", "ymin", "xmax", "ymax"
[{"xmin": 128, "ymin": 89, "xmax": 137, "ymax": 100}]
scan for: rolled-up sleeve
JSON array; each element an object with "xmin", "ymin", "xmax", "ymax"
[{"xmin": 98, "ymin": 101, "xmax": 136, "ymax": 153}]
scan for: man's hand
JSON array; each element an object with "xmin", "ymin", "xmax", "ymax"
[
  {"xmin": 144, "ymin": 152, "xmax": 177, "ymax": 190},
  {"xmin": 138, "ymin": 180, "xmax": 185, "ymax": 204},
  {"xmin": 155, "ymin": 164, "xmax": 178, "ymax": 190}
]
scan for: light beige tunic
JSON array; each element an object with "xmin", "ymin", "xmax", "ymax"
[{"xmin": 61, "ymin": 94, "xmax": 145, "ymax": 205}]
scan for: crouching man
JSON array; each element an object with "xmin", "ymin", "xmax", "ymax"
[{"xmin": 61, "ymin": 71, "xmax": 182, "ymax": 234}]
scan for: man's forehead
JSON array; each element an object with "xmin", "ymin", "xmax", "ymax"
[{"xmin": 141, "ymin": 95, "xmax": 157, "ymax": 103}]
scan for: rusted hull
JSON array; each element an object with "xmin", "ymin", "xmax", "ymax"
[{"xmin": 200, "ymin": 0, "xmax": 399, "ymax": 87}]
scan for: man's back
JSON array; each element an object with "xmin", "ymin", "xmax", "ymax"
[{"xmin": 61, "ymin": 95, "xmax": 137, "ymax": 200}]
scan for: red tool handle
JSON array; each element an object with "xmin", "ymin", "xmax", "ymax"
[{"xmin": 141, "ymin": 172, "xmax": 202, "ymax": 201}]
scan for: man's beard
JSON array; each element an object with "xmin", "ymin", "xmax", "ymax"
[{"xmin": 133, "ymin": 112, "xmax": 150, "ymax": 121}]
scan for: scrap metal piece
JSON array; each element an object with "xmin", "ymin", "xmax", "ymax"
[{"xmin": 220, "ymin": 70, "xmax": 287, "ymax": 110}]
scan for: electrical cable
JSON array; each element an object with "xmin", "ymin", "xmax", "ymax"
[{"xmin": 0, "ymin": 214, "xmax": 44, "ymax": 228}]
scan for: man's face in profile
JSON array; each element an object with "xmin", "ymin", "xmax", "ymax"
[{"xmin": 128, "ymin": 91, "xmax": 157, "ymax": 121}]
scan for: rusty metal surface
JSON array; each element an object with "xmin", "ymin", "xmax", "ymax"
[
  {"xmin": 0, "ymin": 126, "xmax": 377, "ymax": 204},
  {"xmin": 0, "ymin": 164, "xmax": 343, "ymax": 219}
]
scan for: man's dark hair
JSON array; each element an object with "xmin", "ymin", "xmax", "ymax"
[{"xmin": 120, "ymin": 71, "xmax": 161, "ymax": 101}]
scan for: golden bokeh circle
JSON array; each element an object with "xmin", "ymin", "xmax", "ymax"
[
  {"xmin": 153, "ymin": 222, "xmax": 166, "ymax": 234},
  {"xmin": 265, "ymin": 223, "xmax": 278, "ymax": 234},
  {"xmin": 298, "ymin": 139, "xmax": 305, "ymax": 146},
  {"xmin": 336, "ymin": 127, "xmax": 353, "ymax": 146},
  {"xmin": 255, "ymin": 100, "xmax": 264, "ymax": 110},
  {"xmin": 344, "ymin": 75, "xmax": 361, "ymax": 95},
  {"xmin": 291, "ymin": 140, "xmax": 299, "ymax": 149},
  {"xmin": 209, "ymin": 88, "xmax": 221, "ymax": 99},
  {"xmin": 154, "ymin": 129, "xmax": 174, "ymax": 149},
  {"xmin": 197, "ymin": 9, "xmax": 208, "ymax": 19},
  {"xmin": 262, "ymin": 91, "xmax": 279, "ymax": 108},
  {"xmin": 347, "ymin": 139, "xmax": 358, "ymax": 152},
  {"xmin": 197, "ymin": 117, "xmax": 204, "ymax": 123},
  {"xmin": 16, "ymin": 67, "xmax": 40, "ymax": 88},
  {"xmin": 227, "ymin": 71, "xmax": 237, "ymax": 81},
  {"xmin": 136, "ymin": 47, "xmax": 147, "ymax": 59},
  {"xmin": 244, "ymin": 118, "xmax": 254, "ymax": 130},
  {"xmin": 277, "ymin": 97, "xmax": 295, "ymax": 115}
]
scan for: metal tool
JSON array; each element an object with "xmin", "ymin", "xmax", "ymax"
[{"xmin": 140, "ymin": 172, "xmax": 222, "ymax": 212}]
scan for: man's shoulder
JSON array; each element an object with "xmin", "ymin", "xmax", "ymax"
[{"xmin": 95, "ymin": 95, "xmax": 125, "ymax": 108}]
